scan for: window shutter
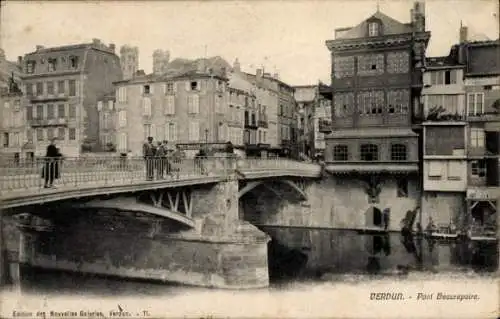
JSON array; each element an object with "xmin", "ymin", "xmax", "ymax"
[
  {"xmin": 163, "ymin": 83, "xmax": 167, "ymax": 95},
  {"xmin": 185, "ymin": 81, "xmax": 190, "ymax": 91},
  {"xmin": 140, "ymin": 85, "xmax": 144, "ymax": 95},
  {"xmin": 172, "ymin": 123, "xmax": 177, "ymax": 141},
  {"xmin": 193, "ymin": 95, "xmax": 199, "ymax": 113},
  {"xmin": 150, "ymin": 84, "xmax": 154, "ymax": 94},
  {"xmin": 173, "ymin": 82, "xmax": 177, "ymax": 94}
]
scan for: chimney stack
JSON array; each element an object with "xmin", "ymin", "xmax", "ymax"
[
  {"xmin": 17, "ymin": 56, "xmax": 22, "ymax": 65},
  {"xmin": 109, "ymin": 43, "xmax": 115, "ymax": 53},
  {"xmin": 233, "ymin": 58, "xmax": 241, "ymax": 72},
  {"xmin": 35, "ymin": 45, "xmax": 44, "ymax": 51},
  {"xmin": 256, "ymin": 69, "xmax": 263, "ymax": 80},
  {"xmin": 273, "ymin": 73, "xmax": 279, "ymax": 80}
]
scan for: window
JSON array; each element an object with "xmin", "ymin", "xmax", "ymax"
[
  {"xmin": 387, "ymin": 52, "xmax": 409, "ymax": 74},
  {"xmin": 358, "ymin": 90, "xmax": 384, "ymax": 115},
  {"xmin": 164, "ymin": 82, "xmax": 175, "ymax": 95},
  {"xmin": 3, "ymin": 132, "xmax": 8, "ymax": 147},
  {"xmin": 164, "ymin": 123, "xmax": 177, "ymax": 141},
  {"xmin": 397, "ymin": 179, "xmax": 408, "ymax": 197},
  {"xmin": 69, "ymin": 56, "xmax": 79, "ymax": 69},
  {"xmin": 368, "ymin": 22, "xmax": 380, "ymax": 36},
  {"xmin": 189, "ymin": 121, "xmax": 200, "ymax": 141},
  {"xmin": 36, "ymin": 82, "xmax": 43, "ymax": 96},
  {"xmin": 69, "ymin": 80, "xmax": 76, "ymax": 96},
  {"xmin": 334, "ymin": 93, "xmax": 354, "ymax": 117},
  {"xmin": 467, "ymin": 93, "xmax": 484, "ymax": 115},
  {"xmin": 251, "ymin": 113, "xmax": 256, "ymax": 125},
  {"xmin": 103, "ymin": 113, "xmax": 109, "ymax": 129},
  {"xmin": 142, "ymin": 97, "xmax": 152, "ymax": 116},
  {"xmin": 143, "ymin": 85, "xmax": 151, "ymax": 94},
  {"xmin": 244, "ymin": 111, "xmax": 249, "ymax": 126},
  {"xmin": 215, "ymin": 95, "xmax": 223, "ymax": 113},
  {"xmin": 188, "ymin": 95, "xmax": 199, "ymax": 114},
  {"xmin": 471, "ymin": 160, "xmax": 487, "ymax": 177},
  {"xmin": 430, "ymin": 70, "xmax": 457, "ymax": 85},
  {"xmin": 333, "ymin": 56, "xmax": 355, "ymax": 78},
  {"xmin": 164, "ymin": 95, "xmax": 175, "ymax": 115},
  {"xmin": 26, "ymin": 106, "xmax": 33, "ymax": 120},
  {"xmin": 118, "ymin": 110, "xmax": 127, "ymax": 127},
  {"xmin": 470, "ymin": 127, "xmax": 485, "ymax": 148},
  {"xmin": 360, "ymin": 144, "xmax": 378, "ymax": 161},
  {"xmin": 218, "ymin": 123, "xmax": 227, "ymax": 141},
  {"xmin": 143, "ymin": 124, "xmax": 152, "ymax": 140},
  {"xmin": 427, "ymin": 95, "xmax": 461, "ymax": 115},
  {"xmin": 69, "ymin": 104, "xmax": 76, "ymax": 119},
  {"xmin": 36, "ymin": 128, "xmax": 44, "ymax": 141},
  {"xmin": 26, "ymin": 83, "xmax": 34, "ymax": 96},
  {"xmin": 108, "ymin": 100, "xmax": 114, "ymax": 111},
  {"xmin": 117, "ymin": 87, "xmax": 127, "ymax": 103},
  {"xmin": 27, "ymin": 129, "xmax": 33, "ymax": 142},
  {"xmin": 357, "ymin": 54, "xmax": 384, "ymax": 76},
  {"xmin": 190, "ymin": 81, "xmax": 199, "ymax": 91},
  {"xmin": 57, "ymin": 80, "xmax": 65, "ymax": 95},
  {"xmin": 36, "ymin": 105, "xmax": 44, "ymax": 119},
  {"xmin": 26, "ymin": 61, "xmax": 36, "ymax": 74},
  {"xmin": 387, "ymin": 90, "xmax": 410, "ymax": 114},
  {"xmin": 447, "ymin": 161, "xmax": 462, "ymax": 180},
  {"xmin": 390, "ymin": 144, "xmax": 407, "ymax": 161},
  {"xmin": 118, "ymin": 133, "xmax": 128, "ymax": 151},
  {"xmin": 48, "ymin": 58, "xmax": 57, "ymax": 72},
  {"xmin": 47, "ymin": 128, "xmax": 54, "ymax": 140},
  {"xmin": 46, "ymin": 104, "xmax": 55, "ymax": 119},
  {"xmin": 58, "ymin": 127, "xmax": 65, "ymax": 140},
  {"xmin": 47, "ymin": 81, "xmax": 54, "ymax": 95},
  {"xmin": 333, "ymin": 145, "xmax": 348, "ymax": 161},
  {"xmin": 68, "ymin": 128, "xmax": 76, "ymax": 140},
  {"xmin": 428, "ymin": 161, "xmax": 443, "ymax": 177}
]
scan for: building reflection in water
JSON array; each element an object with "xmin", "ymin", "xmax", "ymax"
[{"xmin": 261, "ymin": 226, "xmax": 498, "ymax": 281}]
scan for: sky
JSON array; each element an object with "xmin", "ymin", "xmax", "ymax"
[{"xmin": 1, "ymin": 0, "xmax": 499, "ymax": 85}]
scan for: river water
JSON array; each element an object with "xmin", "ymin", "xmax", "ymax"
[{"xmin": 1, "ymin": 228, "xmax": 498, "ymax": 318}]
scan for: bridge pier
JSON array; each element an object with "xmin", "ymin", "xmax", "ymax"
[{"xmin": 15, "ymin": 180, "xmax": 270, "ymax": 289}]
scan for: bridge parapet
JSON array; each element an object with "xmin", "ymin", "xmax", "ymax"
[{"xmin": 0, "ymin": 156, "xmax": 321, "ymax": 206}]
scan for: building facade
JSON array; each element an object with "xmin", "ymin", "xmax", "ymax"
[
  {"xmin": 114, "ymin": 68, "xmax": 229, "ymax": 157},
  {"xmin": 22, "ymin": 39, "xmax": 122, "ymax": 157},
  {"xmin": 294, "ymin": 85, "xmax": 316, "ymax": 158},
  {"xmin": 97, "ymin": 92, "xmax": 117, "ymax": 152},
  {"xmin": 421, "ymin": 56, "xmax": 468, "ymax": 229},
  {"xmin": 324, "ymin": 3, "xmax": 430, "ymax": 229},
  {"xmin": 458, "ymin": 39, "xmax": 500, "ymax": 236}
]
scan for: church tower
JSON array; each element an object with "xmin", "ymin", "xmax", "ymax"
[
  {"xmin": 153, "ymin": 49, "xmax": 170, "ymax": 75},
  {"xmin": 120, "ymin": 45, "xmax": 139, "ymax": 80}
]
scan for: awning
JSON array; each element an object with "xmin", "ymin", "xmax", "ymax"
[{"xmin": 325, "ymin": 128, "xmax": 418, "ymax": 139}]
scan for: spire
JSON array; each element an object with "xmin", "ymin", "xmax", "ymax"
[{"xmin": 376, "ymin": 0, "xmax": 380, "ymax": 12}]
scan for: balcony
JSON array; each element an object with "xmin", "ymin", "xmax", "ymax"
[
  {"xmin": 422, "ymin": 106, "xmax": 467, "ymax": 123},
  {"xmin": 28, "ymin": 94, "xmax": 69, "ymax": 103},
  {"xmin": 325, "ymin": 160, "xmax": 419, "ymax": 175},
  {"xmin": 29, "ymin": 118, "xmax": 69, "ymax": 127},
  {"xmin": 318, "ymin": 119, "xmax": 332, "ymax": 133}
]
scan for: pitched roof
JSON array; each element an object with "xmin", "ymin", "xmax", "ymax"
[{"xmin": 335, "ymin": 11, "xmax": 413, "ymax": 40}]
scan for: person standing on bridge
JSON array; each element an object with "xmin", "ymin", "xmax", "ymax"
[
  {"xmin": 143, "ymin": 136, "xmax": 156, "ymax": 181},
  {"xmin": 42, "ymin": 138, "xmax": 61, "ymax": 188}
]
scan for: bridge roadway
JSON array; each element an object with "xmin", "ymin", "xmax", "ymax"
[{"xmin": 0, "ymin": 156, "xmax": 322, "ymax": 209}]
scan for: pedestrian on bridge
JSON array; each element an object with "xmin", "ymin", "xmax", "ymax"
[
  {"xmin": 155, "ymin": 141, "xmax": 168, "ymax": 179},
  {"xmin": 42, "ymin": 138, "xmax": 61, "ymax": 188},
  {"xmin": 143, "ymin": 137, "xmax": 156, "ymax": 181}
]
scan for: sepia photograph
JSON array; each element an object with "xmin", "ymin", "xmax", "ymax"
[{"xmin": 0, "ymin": 0, "xmax": 499, "ymax": 318}]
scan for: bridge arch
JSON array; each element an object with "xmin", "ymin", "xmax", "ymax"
[{"xmin": 238, "ymin": 179, "xmax": 308, "ymax": 200}]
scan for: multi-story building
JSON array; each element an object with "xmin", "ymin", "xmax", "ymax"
[
  {"xmin": 455, "ymin": 36, "xmax": 500, "ymax": 235},
  {"xmin": 120, "ymin": 45, "xmax": 139, "ymax": 81},
  {"xmin": 0, "ymin": 49, "xmax": 26, "ymax": 161},
  {"xmin": 114, "ymin": 60, "xmax": 230, "ymax": 158},
  {"xmin": 97, "ymin": 91, "xmax": 117, "ymax": 152},
  {"xmin": 324, "ymin": 3, "xmax": 430, "ymax": 229},
  {"xmin": 420, "ymin": 56, "xmax": 468, "ymax": 229},
  {"xmin": 243, "ymin": 69, "xmax": 296, "ymax": 157},
  {"xmin": 153, "ymin": 50, "xmax": 170, "ymax": 75},
  {"xmin": 22, "ymin": 39, "xmax": 122, "ymax": 157},
  {"xmin": 294, "ymin": 83, "xmax": 333, "ymax": 160}
]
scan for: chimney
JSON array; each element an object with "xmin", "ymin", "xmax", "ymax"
[
  {"xmin": 256, "ymin": 69, "xmax": 263, "ymax": 80},
  {"xmin": 92, "ymin": 38, "xmax": 100, "ymax": 45},
  {"xmin": 17, "ymin": 56, "xmax": 22, "ymax": 65},
  {"xmin": 35, "ymin": 45, "xmax": 44, "ymax": 51},
  {"xmin": 459, "ymin": 25, "xmax": 468, "ymax": 43},
  {"xmin": 109, "ymin": 43, "xmax": 115, "ymax": 53},
  {"xmin": 197, "ymin": 59, "xmax": 207, "ymax": 73},
  {"xmin": 233, "ymin": 58, "xmax": 241, "ymax": 72},
  {"xmin": 273, "ymin": 73, "xmax": 279, "ymax": 80}
]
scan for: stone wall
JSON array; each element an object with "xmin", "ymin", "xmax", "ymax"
[{"xmin": 241, "ymin": 175, "xmax": 420, "ymax": 232}]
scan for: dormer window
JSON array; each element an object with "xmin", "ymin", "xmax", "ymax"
[
  {"xmin": 26, "ymin": 61, "xmax": 36, "ymax": 74},
  {"xmin": 368, "ymin": 22, "xmax": 380, "ymax": 36},
  {"xmin": 48, "ymin": 58, "xmax": 57, "ymax": 72},
  {"xmin": 143, "ymin": 84, "xmax": 150, "ymax": 94},
  {"xmin": 69, "ymin": 56, "xmax": 79, "ymax": 69}
]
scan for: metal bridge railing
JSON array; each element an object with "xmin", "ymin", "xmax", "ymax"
[{"xmin": 0, "ymin": 156, "xmax": 320, "ymax": 196}]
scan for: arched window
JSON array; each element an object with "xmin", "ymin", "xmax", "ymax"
[
  {"xmin": 368, "ymin": 22, "xmax": 380, "ymax": 37},
  {"xmin": 360, "ymin": 144, "xmax": 378, "ymax": 161},
  {"xmin": 333, "ymin": 145, "xmax": 348, "ymax": 161},
  {"xmin": 391, "ymin": 144, "xmax": 407, "ymax": 161}
]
